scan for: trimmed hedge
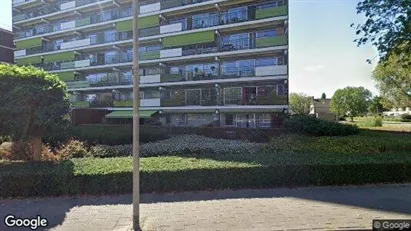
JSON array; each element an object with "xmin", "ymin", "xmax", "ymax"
[
  {"xmin": 401, "ymin": 114, "xmax": 411, "ymax": 122},
  {"xmin": 283, "ymin": 115, "xmax": 359, "ymax": 136},
  {"xmin": 1, "ymin": 154, "xmax": 411, "ymax": 198},
  {"xmin": 43, "ymin": 125, "xmax": 169, "ymax": 145}
]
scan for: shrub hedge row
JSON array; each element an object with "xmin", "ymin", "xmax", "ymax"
[{"xmin": 1, "ymin": 156, "xmax": 411, "ymax": 198}]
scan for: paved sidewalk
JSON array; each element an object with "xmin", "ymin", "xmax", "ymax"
[{"xmin": 1, "ymin": 184, "xmax": 411, "ymax": 231}]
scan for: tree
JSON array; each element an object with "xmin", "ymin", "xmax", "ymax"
[
  {"xmin": 368, "ymin": 96, "xmax": 387, "ymax": 115},
  {"xmin": 372, "ymin": 52, "xmax": 411, "ymax": 108},
  {"xmin": 289, "ymin": 93, "xmax": 312, "ymax": 115},
  {"xmin": 330, "ymin": 87, "xmax": 372, "ymax": 122},
  {"xmin": 321, "ymin": 93, "xmax": 326, "ymax": 100},
  {"xmin": 351, "ymin": 0, "xmax": 411, "ymax": 66},
  {"xmin": 0, "ymin": 64, "xmax": 70, "ymax": 160}
]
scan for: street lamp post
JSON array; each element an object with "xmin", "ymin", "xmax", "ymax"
[{"xmin": 132, "ymin": 0, "xmax": 140, "ymax": 230}]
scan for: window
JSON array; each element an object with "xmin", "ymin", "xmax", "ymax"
[
  {"xmin": 258, "ymin": 114, "xmax": 271, "ymax": 128},
  {"xmin": 192, "ymin": 13, "xmax": 218, "ymax": 29},
  {"xmin": 104, "ymin": 30, "xmax": 116, "ymax": 43},
  {"xmin": 104, "ymin": 51, "xmax": 117, "ymax": 64},
  {"xmin": 170, "ymin": 18, "xmax": 187, "ymax": 30},
  {"xmin": 257, "ymin": 86, "xmax": 277, "ymax": 96},
  {"xmin": 225, "ymin": 114, "xmax": 234, "ymax": 126},
  {"xmin": 161, "ymin": 90, "xmax": 181, "ymax": 100},
  {"xmin": 256, "ymin": 30, "xmax": 276, "ymax": 39},
  {"xmin": 186, "ymin": 89, "xmax": 201, "ymax": 105},
  {"xmin": 176, "ymin": 114, "xmax": 186, "ymax": 126},
  {"xmin": 256, "ymin": 57, "xmax": 275, "ymax": 67},
  {"xmin": 224, "ymin": 88, "xmax": 242, "ymax": 104},
  {"xmin": 223, "ymin": 7, "xmax": 248, "ymax": 23},
  {"xmin": 144, "ymin": 91, "xmax": 160, "ymax": 99},
  {"xmin": 277, "ymin": 84, "xmax": 285, "ymax": 95}
]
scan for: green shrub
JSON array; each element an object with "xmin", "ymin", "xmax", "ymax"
[
  {"xmin": 58, "ymin": 139, "xmax": 89, "ymax": 158},
  {"xmin": 90, "ymin": 145, "xmax": 132, "ymax": 158},
  {"xmin": 266, "ymin": 134, "xmax": 411, "ymax": 155},
  {"xmin": 0, "ymin": 136, "xmax": 10, "ymax": 144},
  {"xmin": 2, "ymin": 155, "xmax": 411, "ymax": 198},
  {"xmin": 359, "ymin": 116, "xmax": 383, "ymax": 127},
  {"xmin": 282, "ymin": 115, "xmax": 359, "ymax": 136},
  {"xmin": 401, "ymin": 114, "xmax": 411, "ymax": 122}
]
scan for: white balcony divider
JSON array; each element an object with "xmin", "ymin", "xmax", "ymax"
[
  {"xmin": 160, "ymin": 23, "xmax": 183, "ymax": 34},
  {"xmin": 60, "ymin": 20, "xmax": 76, "ymax": 30},
  {"xmin": 160, "ymin": 48, "xmax": 182, "ymax": 58},
  {"xmin": 140, "ymin": 74, "xmax": 161, "ymax": 84},
  {"xmin": 14, "ymin": 49, "xmax": 26, "ymax": 57},
  {"xmin": 140, "ymin": 98, "xmax": 161, "ymax": 107},
  {"xmin": 61, "ymin": 38, "xmax": 91, "ymax": 50},
  {"xmin": 74, "ymin": 59, "xmax": 91, "ymax": 68},
  {"xmin": 60, "ymin": 1, "xmax": 76, "ymax": 10},
  {"xmin": 255, "ymin": 65, "xmax": 288, "ymax": 76},
  {"xmin": 13, "ymin": 0, "xmax": 25, "ymax": 5},
  {"xmin": 140, "ymin": 2, "xmax": 160, "ymax": 14}
]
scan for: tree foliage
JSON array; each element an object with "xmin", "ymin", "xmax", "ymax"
[
  {"xmin": 372, "ymin": 52, "xmax": 411, "ymax": 108},
  {"xmin": 0, "ymin": 64, "xmax": 70, "ymax": 159},
  {"xmin": 351, "ymin": 0, "xmax": 411, "ymax": 65},
  {"xmin": 321, "ymin": 93, "xmax": 326, "ymax": 100},
  {"xmin": 290, "ymin": 93, "xmax": 312, "ymax": 115},
  {"xmin": 368, "ymin": 96, "xmax": 387, "ymax": 115},
  {"xmin": 330, "ymin": 87, "xmax": 372, "ymax": 121}
]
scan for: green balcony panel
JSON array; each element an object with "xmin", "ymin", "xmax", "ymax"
[
  {"xmin": 105, "ymin": 110, "xmax": 156, "ymax": 119},
  {"xmin": 60, "ymin": 61, "xmax": 75, "ymax": 69},
  {"xmin": 162, "ymin": 31, "xmax": 215, "ymax": 48},
  {"xmin": 72, "ymin": 101, "xmax": 90, "ymax": 108},
  {"xmin": 116, "ymin": 20, "xmax": 132, "ymax": 32},
  {"xmin": 256, "ymin": 35, "xmax": 288, "ymax": 48},
  {"xmin": 256, "ymin": 6, "xmax": 288, "ymax": 19},
  {"xmin": 56, "ymin": 71, "xmax": 75, "ymax": 82},
  {"xmin": 75, "ymin": 17, "xmax": 91, "ymax": 27},
  {"xmin": 44, "ymin": 52, "xmax": 75, "ymax": 62},
  {"xmin": 256, "ymin": 95, "xmax": 288, "ymax": 105},
  {"xmin": 140, "ymin": 51, "xmax": 160, "ymax": 60},
  {"xmin": 161, "ymin": 0, "xmax": 183, "ymax": 10},
  {"xmin": 16, "ymin": 56, "xmax": 42, "ymax": 65},
  {"xmin": 160, "ymin": 74, "xmax": 184, "ymax": 82},
  {"xmin": 16, "ymin": 37, "xmax": 42, "ymax": 50},
  {"xmin": 66, "ymin": 81, "xmax": 90, "ymax": 89},
  {"xmin": 139, "ymin": 15, "xmax": 159, "ymax": 29},
  {"xmin": 113, "ymin": 100, "xmax": 133, "ymax": 107}
]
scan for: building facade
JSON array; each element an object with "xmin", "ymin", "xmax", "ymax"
[
  {"xmin": 0, "ymin": 28, "xmax": 14, "ymax": 63},
  {"xmin": 309, "ymin": 98, "xmax": 336, "ymax": 121},
  {"xmin": 12, "ymin": 0, "xmax": 289, "ymax": 128}
]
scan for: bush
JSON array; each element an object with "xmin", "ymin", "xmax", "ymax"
[
  {"xmin": 0, "ymin": 141, "xmax": 60, "ymax": 161},
  {"xmin": 0, "ymin": 136, "xmax": 10, "ymax": 144},
  {"xmin": 359, "ymin": 116, "xmax": 383, "ymax": 127},
  {"xmin": 58, "ymin": 139, "xmax": 89, "ymax": 158},
  {"xmin": 2, "ymin": 155, "xmax": 411, "ymax": 198},
  {"xmin": 266, "ymin": 134, "xmax": 411, "ymax": 155},
  {"xmin": 89, "ymin": 135, "xmax": 262, "ymax": 158},
  {"xmin": 282, "ymin": 115, "xmax": 359, "ymax": 136},
  {"xmin": 401, "ymin": 114, "xmax": 411, "ymax": 122}
]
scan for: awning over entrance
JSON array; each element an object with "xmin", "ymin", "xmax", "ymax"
[{"xmin": 105, "ymin": 110, "xmax": 157, "ymax": 119}]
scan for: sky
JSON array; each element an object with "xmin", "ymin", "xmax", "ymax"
[{"xmin": 0, "ymin": 0, "xmax": 379, "ymax": 98}]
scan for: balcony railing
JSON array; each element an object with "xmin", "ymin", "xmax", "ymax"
[
  {"xmin": 15, "ymin": 8, "xmax": 132, "ymax": 39},
  {"xmin": 14, "ymin": 0, "xmax": 109, "ymax": 22}
]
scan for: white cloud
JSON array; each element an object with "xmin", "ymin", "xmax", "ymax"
[{"xmin": 303, "ymin": 65, "xmax": 326, "ymax": 72}]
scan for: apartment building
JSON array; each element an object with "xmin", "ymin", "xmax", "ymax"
[
  {"xmin": 0, "ymin": 28, "xmax": 14, "ymax": 63},
  {"xmin": 12, "ymin": 0, "xmax": 289, "ymax": 128}
]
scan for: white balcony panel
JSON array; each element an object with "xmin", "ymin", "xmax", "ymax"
[
  {"xmin": 255, "ymin": 65, "xmax": 288, "ymax": 76},
  {"xmin": 61, "ymin": 38, "xmax": 91, "ymax": 50},
  {"xmin": 140, "ymin": 98, "xmax": 160, "ymax": 107},
  {"xmin": 160, "ymin": 23, "xmax": 182, "ymax": 34},
  {"xmin": 160, "ymin": 48, "xmax": 182, "ymax": 59},
  {"xmin": 60, "ymin": 21, "xmax": 76, "ymax": 30},
  {"xmin": 75, "ymin": 59, "xmax": 90, "ymax": 68},
  {"xmin": 140, "ymin": 2, "xmax": 160, "ymax": 14},
  {"xmin": 60, "ymin": 1, "xmax": 76, "ymax": 10},
  {"xmin": 14, "ymin": 49, "xmax": 26, "ymax": 57},
  {"xmin": 140, "ymin": 74, "xmax": 160, "ymax": 84}
]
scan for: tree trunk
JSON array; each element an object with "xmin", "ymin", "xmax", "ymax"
[
  {"xmin": 30, "ymin": 136, "xmax": 42, "ymax": 161},
  {"xmin": 350, "ymin": 116, "xmax": 354, "ymax": 122}
]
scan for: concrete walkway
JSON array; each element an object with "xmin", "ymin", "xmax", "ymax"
[{"xmin": 1, "ymin": 184, "xmax": 411, "ymax": 231}]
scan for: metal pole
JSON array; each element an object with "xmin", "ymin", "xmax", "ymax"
[{"xmin": 132, "ymin": 0, "xmax": 140, "ymax": 230}]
